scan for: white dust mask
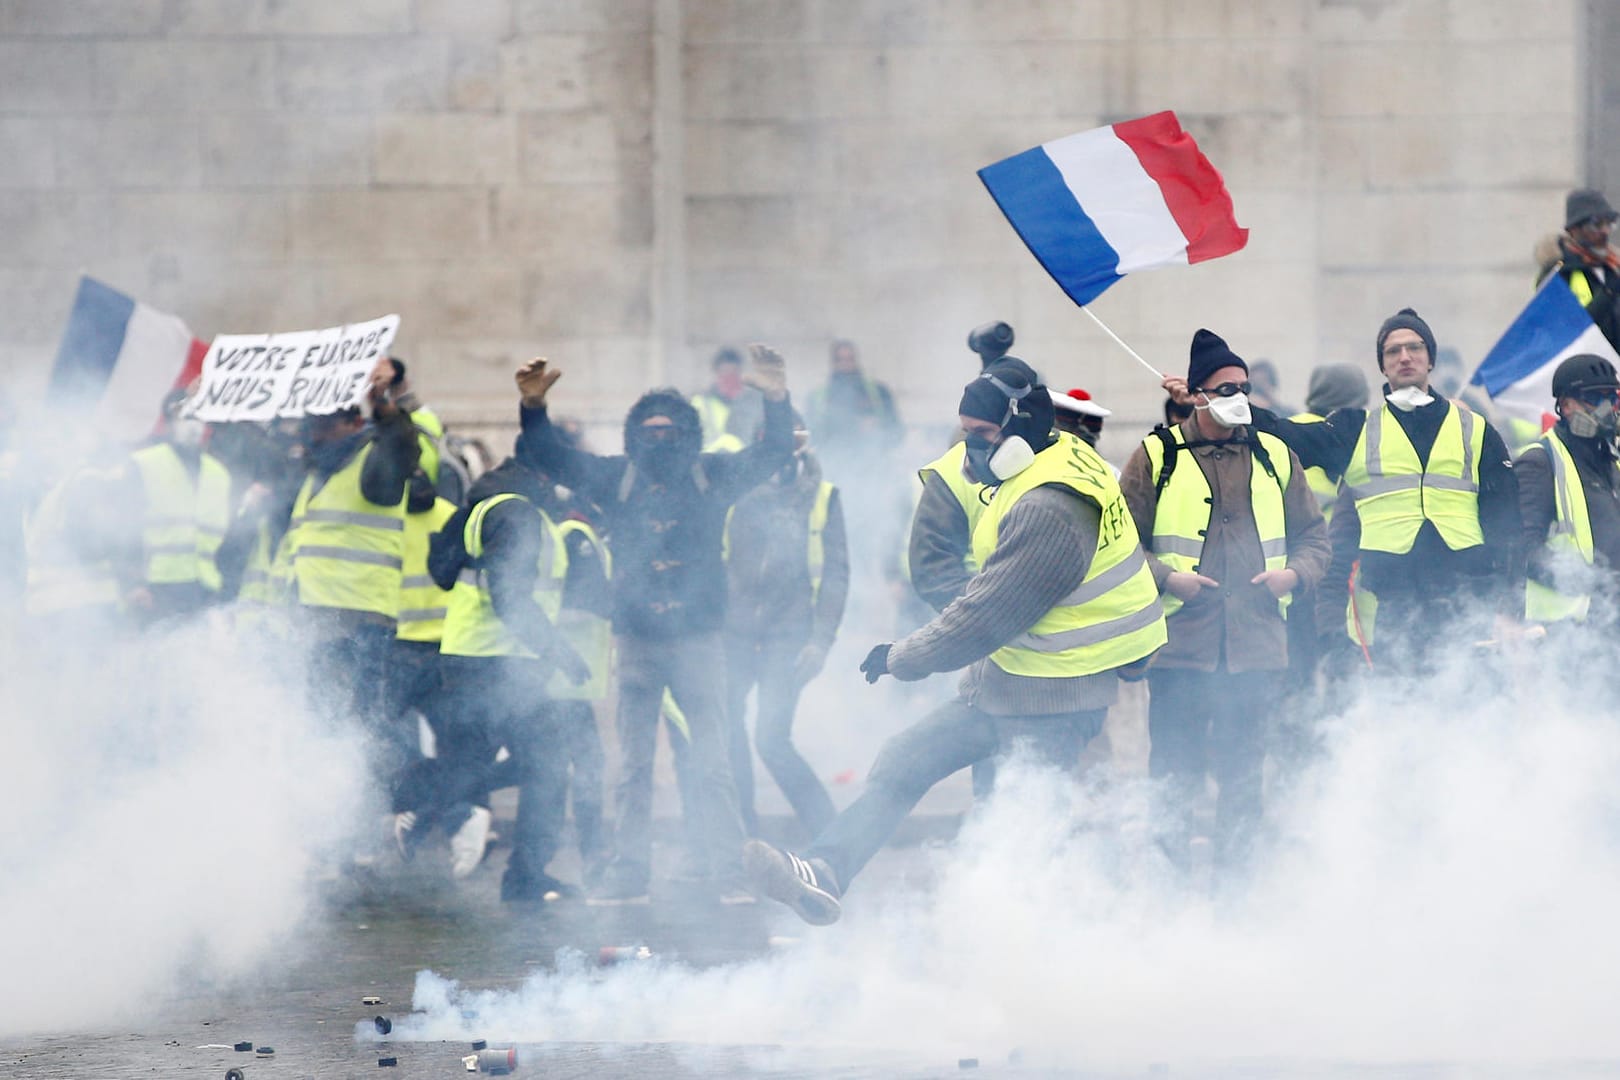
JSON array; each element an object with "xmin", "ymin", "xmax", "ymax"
[
  {"xmin": 1200, "ymin": 392, "xmax": 1251, "ymax": 427},
  {"xmin": 1385, "ymin": 385, "xmax": 1434, "ymax": 412},
  {"xmin": 987, "ymin": 434, "xmax": 1036, "ymax": 480}
]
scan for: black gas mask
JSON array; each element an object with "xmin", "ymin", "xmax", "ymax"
[
  {"xmin": 957, "ymin": 364, "xmax": 1056, "ymax": 486},
  {"xmin": 624, "ymin": 390, "xmax": 702, "ymax": 482}
]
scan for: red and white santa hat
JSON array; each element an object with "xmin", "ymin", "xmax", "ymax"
[{"xmin": 1052, "ymin": 387, "xmax": 1111, "ymax": 419}]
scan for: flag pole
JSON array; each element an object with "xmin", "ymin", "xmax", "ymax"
[{"xmin": 1080, "ymin": 306, "xmax": 1164, "ymax": 381}]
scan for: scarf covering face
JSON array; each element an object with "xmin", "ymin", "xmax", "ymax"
[{"xmin": 1564, "ymin": 234, "xmax": 1620, "ymax": 273}]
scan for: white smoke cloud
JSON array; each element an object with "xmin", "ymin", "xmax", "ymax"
[
  {"xmin": 0, "ymin": 615, "xmax": 369, "ymax": 1035},
  {"xmin": 384, "ymin": 645, "xmax": 1620, "ymax": 1074}
]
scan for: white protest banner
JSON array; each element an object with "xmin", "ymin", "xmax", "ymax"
[{"xmin": 186, "ymin": 314, "xmax": 400, "ymax": 422}]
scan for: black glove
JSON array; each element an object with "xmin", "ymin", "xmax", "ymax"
[{"xmin": 859, "ymin": 643, "xmax": 892, "ymax": 684}]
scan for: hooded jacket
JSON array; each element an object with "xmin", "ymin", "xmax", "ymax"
[{"xmin": 517, "ymin": 389, "xmax": 795, "ymax": 637}]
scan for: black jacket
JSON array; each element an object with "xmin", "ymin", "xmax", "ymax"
[
  {"xmin": 723, "ymin": 453, "xmax": 848, "ymax": 647},
  {"xmin": 516, "ymin": 397, "xmax": 795, "ymax": 638}
]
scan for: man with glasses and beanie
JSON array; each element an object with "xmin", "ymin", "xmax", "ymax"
[
  {"xmin": 1127, "ymin": 330, "xmax": 1328, "ymax": 877},
  {"xmin": 1232, "ymin": 309, "xmax": 1521, "ymax": 676},
  {"xmin": 1517, "ymin": 354, "xmax": 1620, "ymax": 638}
]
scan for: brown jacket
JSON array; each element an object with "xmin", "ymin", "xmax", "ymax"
[{"xmin": 1120, "ymin": 420, "xmax": 1330, "ymax": 673}]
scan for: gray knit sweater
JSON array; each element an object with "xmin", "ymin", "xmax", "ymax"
[{"xmin": 887, "ymin": 484, "xmax": 1119, "ymax": 716}]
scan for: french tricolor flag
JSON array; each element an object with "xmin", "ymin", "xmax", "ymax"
[
  {"xmin": 978, "ymin": 111, "xmax": 1248, "ymax": 307},
  {"xmin": 47, "ymin": 276, "xmax": 208, "ymax": 441},
  {"xmin": 1470, "ymin": 276, "xmax": 1620, "ymax": 431}
]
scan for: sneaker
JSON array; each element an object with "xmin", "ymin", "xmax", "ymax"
[
  {"xmin": 392, "ymin": 811, "xmax": 418, "ymax": 860},
  {"xmin": 449, "ymin": 805, "xmax": 493, "ymax": 879},
  {"xmin": 742, "ymin": 840, "xmax": 841, "ymax": 926},
  {"xmin": 585, "ymin": 862, "xmax": 650, "ymax": 906},
  {"xmin": 501, "ymin": 870, "xmax": 582, "ymax": 903}
]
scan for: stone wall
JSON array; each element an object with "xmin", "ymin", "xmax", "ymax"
[{"xmin": 0, "ymin": 0, "xmax": 1587, "ymax": 460}]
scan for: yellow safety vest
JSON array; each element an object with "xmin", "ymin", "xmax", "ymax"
[
  {"xmin": 130, "ymin": 443, "xmax": 231, "ymax": 591},
  {"xmin": 722, "ymin": 480, "xmax": 836, "ymax": 601},
  {"xmin": 1142, "ymin": 425, "xmax": 1293, "ymax": 617},
  {"xmin": 693, "ymin": 393, "xmax": 734, "ymax": 447},
  {"xmin": 1522, "ymin": 431, "xmax": 1603, "ymax": 622},
  {"xmin": 917, "ymin": 441, "xmax": 987, "ymax": 575},
  {"xmin": 22, "ymin": 470, "xmax": 120, "ymax": 617},
  {"xmin": 285, "ymin": 443, "xmax": 408, "ymax": 618},
  {"xmin": 1568, "ymin": 268, "xmax": 1597, "ymax": 308},
  {"xmin": 969, "ymin": 433, "xmax": 1166, "ymax": 677},
  {"xmin": 706, "ymin": 432, "xmax": 745, "ymax": 454},
  {"xmin": 396, "ymin": 496, "xmax": 458, "ymax": 643},
  {"xmin": 412, "ymin": 406, "xmax": 445, "ymax": 485},
  {"xmin": 439, "ymin": 492, "xmax": 567, "ymax": 659},
  {"xmin": 1343, "ymin": 402, "xmax": 1485, "ymax": 554},
  {"xmin": 1289, "ymin": 413, "xmax": 1341, "ymax": 523},
  {"xmin": 548, "ymin": 518, "xmax": 614, "ymax": 700}
]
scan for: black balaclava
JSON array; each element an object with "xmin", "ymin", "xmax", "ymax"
[
  {"xmin": 624, "ymin": 389, "xmax": 703, "ymax": 482},
  {"xmin": 958, "ymin": 360, "xmax": 1056, "ymax": 485}
]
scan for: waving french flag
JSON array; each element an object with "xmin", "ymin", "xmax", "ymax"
[
  {"xmin": 48, "ymin": 276, "xmax": 207, "ymax": 441},
  {"xmin": 1470, "ymin": 276, "xmax": 1620, "ymax": 431},
  {"xmin": 978, "ymin": 111, "xmax": 1248, "ymax": 307}
]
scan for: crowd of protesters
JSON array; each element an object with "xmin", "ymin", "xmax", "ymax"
[{"xmin": 6, "ymin": 187, "xmax": 1620, "ymax": 919}]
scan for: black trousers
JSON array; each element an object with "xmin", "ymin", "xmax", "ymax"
[{"xmin": 1146, "ymin": 667, "xmax": 1276, "ymax": 871}]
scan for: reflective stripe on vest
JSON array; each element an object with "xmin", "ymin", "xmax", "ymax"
[
  {"xmin": 969, "ymin": 433, "xmax": 1166, "ymax": 677},
  {"xmin": 286, "ymin": 442, "xmax": 408, "ymax": 617},
  {"xmin": 1142, "ymin": 426, "xmax": 1293, "ymax": 617},
  {"xmin": 22, "ymin": 471, "xmax": 120, "ymax": 616},
  {"xmin": 549, "ymin": 518, "xmax": 614, "ymax": 700},
  {"xmin": 1343, "ymin": 402, "xmax": 1484, "ymax": 554},
  {"xmin": 396, "ymin": 496, "xmax": 458, "ymax": 642},
  {"xmin": 131, "ymin": 443, "xmax": 231, "ymax": 590},
  {"xmin": 918, "ymin": 441, "xmax": 987, "ymax": 574},
  {"xmin": 439, "ymin": 492, "xmax": 568, "ymax": 658},
  {"xmin": 1523, "ymin": 432, "xmax": 1598, "ymax": 622}
]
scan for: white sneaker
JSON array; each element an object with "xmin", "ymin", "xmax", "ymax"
[
  {"xmin": 392, "ymin": 811, "xmax": 418, "ymax": 860},
  {"xmin": 449, "ymin": 806, "xmax": 493, "ymax": 879}
]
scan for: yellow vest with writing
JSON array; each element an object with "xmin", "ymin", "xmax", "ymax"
[
  {"xmin": 440, "ymin": 492, "xmax": 567, "ymax": 659},
  {"xmin": 1142, "ymin": 426, "xmax": 1293, "ymax": 617},
  {"xmin": 969, "ymin": 433, "xmax": 1166, "ymax": 677},
  {"xmin": 396, "ymin": 496, "xmax": 458, "ymax": 643},
  {"xmin": 131, "ymin": 443, "xmax": 231, "ymax": 591},
  {"xmin": 1343, "ymin": 403, "xmax": 1485, "ymax": 554},
  {"xmin": 286, "ymin": 443, "xmax": 408, "ymax": 617}
]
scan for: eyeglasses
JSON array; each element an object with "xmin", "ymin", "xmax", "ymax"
[
  {"xmin": 1198, "ymin": 381, "xmax": 1251, "ymax": 398},
  {"xmin": 1578, "ymin": 388, "xmax": 1620, "ymax": 407},
  {"xmin": 1382, "ymin": 342, "xmax": 1428, "ymax": 359}
]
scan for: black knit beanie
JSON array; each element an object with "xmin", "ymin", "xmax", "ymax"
[
  {"xmin": 1188, "ymin": 329, "xmax": 1247, "ymax": 390},
  {"xmin": 1374, "ymin": 308, "xmax": 1437, "ymax": 371},
  {"xmin": 958, "ymin": 360, "xmax": 1056, "ymax": 452}
]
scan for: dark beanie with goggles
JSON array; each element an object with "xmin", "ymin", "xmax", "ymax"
[
  {"xmin": 1187, "ymin": 328, "xmax": 1248, "ymax": 390},
  {"xmin": 1375, "ymin": 308, "xmax": 1437, "ymax": 371},
  {"xmin": 959, "ymin": 361, "xmax": 1056, "ymax": 450}
]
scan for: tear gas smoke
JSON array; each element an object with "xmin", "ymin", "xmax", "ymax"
[
  {"xmin": 389, "ymin": 636, "xmax": 1620, "ymax": 1073},
  {"xmin": 0, "ymin": 615, "xmax": 368, "ymax": 1035}
]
